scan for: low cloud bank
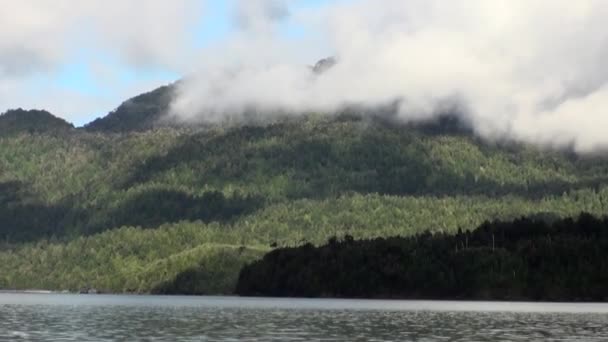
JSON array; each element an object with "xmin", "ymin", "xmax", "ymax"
[{"xmin": 171, "ymin": 0, "xmax": 608, "ymax": 153}]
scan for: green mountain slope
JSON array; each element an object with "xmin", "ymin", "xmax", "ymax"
[{"xmin": 1, "ymin": 91, "xmax": 608, "ymax": 293}]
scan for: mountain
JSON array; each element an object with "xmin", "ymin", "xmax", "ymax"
[
  {"xmin": 0, "ymin": 109, "xmax": 74, "ymax": 135},
  {"xmin": 1, "ymin": 82, "xmax": 608, "ymax": 294},
  {"xmin": 83, "ymin": 57, "xmax": 339, "ymax": 133},
  {"xmin": 312, "ymin": 57, "xmax": 337, "ymax": 74},
  {"xmin": 84, "ymin": 84, "xmax": 176, "ymax": 132}
]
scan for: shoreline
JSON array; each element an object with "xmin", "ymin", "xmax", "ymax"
[
  {"xmin": 1, "ymin": 290, "xmax": 608, "ymax": 304},
  {"xmin": 2, "ymin": 293, "xmax": 608, "ymax": 314}
]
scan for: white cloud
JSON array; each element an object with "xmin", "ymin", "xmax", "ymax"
[
  {"xmin": 0, "ymin": 0, "xmax": 203, "ymax": 123},
  {"xmin": 0, "ymin": 0, "xmax": 203, "ymax": 75},
  {"xmin": 172, "ymin": 0, "xmax": 608, "ymax": 153},
  {"xmin": 235, "ymin": 0, "xmax": 289, "ymax": 32}
]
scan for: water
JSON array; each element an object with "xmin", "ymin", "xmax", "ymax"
[{"xmin": 1, "ymin": 293, "xmax": 608, "ymax": 341}]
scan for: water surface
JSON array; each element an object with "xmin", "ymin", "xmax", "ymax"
[{"xmin": 1, "ymin": 293, "xmax": 608, "ymax": 341}]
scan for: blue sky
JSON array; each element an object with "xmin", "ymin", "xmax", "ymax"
[
  {"xmin": 57, "ymin": 1, "xmax": 236, "ymax": 125},
  {"xmin": 0, "ymin": 0, "xmax": 336, "ymax": 126}
]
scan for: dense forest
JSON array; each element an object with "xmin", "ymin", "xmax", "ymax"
[
  {"xmin": 1, "ymin": 86, "xmax": 608, "ymax": 294},
  {"xmin": 236, "ymin": 213, "xmax": 608, "ymax": 301}
]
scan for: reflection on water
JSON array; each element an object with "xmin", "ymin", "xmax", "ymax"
[{"xmin": 1, "ymin": 294, "xmax": 608, "ymax": 341}]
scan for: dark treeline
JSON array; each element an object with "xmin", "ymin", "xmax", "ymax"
[{"xmin": 236, "ymin": 213, "xmax": 608, "ymax": 301}]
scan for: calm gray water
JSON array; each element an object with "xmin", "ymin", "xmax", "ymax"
[{"xmin": 1, "ymin": 294, "xmax": 608, "ymax": 341}]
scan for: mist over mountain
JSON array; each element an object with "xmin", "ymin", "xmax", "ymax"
[
  {"xmin": 163, "ymin": 1, "xmax": 608, "ymax": 154},
  {"xmin": 3, "ymin": 1, "xmax": 608, "ymax": 152},
  {"xmin": 0, "ymin": 56, "xmax": 474, "ymax": 137},
  {"xmin": 76, "ymin": 59, "xmax": 470, "ymax": 135}
]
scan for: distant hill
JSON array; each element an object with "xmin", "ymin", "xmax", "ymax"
[
  {"xmin": 0, "ymin": 109, "xmax": 74, "ymax": 135},
  {"xmin": 84, "ymin": 84, "xmax": 176, "ymax": 132}
]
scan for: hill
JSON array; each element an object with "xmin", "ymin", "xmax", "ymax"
[
  {"xmin": 1, "ymin": 86, "xmax": 608, "ymax": 294},
  {"xmin": 0, "ymin": 109, "xmax": 74, "ymax": 135},
  {"xmin": 84, "ymin": 84, "xmax": 176, "ymax": 132}
]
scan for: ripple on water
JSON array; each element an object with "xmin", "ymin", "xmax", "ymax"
[{"xmin": 1, "ymin": 294, "xmax": 608, "ymax": 341}]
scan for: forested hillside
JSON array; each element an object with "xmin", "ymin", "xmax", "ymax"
[{"xmin": 2, "ymin": 96, "xmax": 608, "ymax": 293}]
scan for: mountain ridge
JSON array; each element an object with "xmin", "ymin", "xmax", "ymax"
[{"xmin": 84, "ymin": 84, "xmax": 176, "ymax": 132}]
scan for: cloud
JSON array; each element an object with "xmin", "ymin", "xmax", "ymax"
[
  {"xmin": 0, "ymin": 0, "xmax": 203, "ymax": 123},
  {"xmin": 0, "ymin": 1, "xmax": 69, "ymax": 77},
  {"xmin": 235, "ymin": 0, "xmax": 290, "ymax": 32},
  {"xmin": 0, "ymin": 0, "xmax": 203, "ymax": 75},
  {"xmin": 172, "ymin": 0, "xmax": 608, "ymax": 153}
]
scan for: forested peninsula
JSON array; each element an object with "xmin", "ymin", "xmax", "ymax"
[
  {"xmin": 236, "ymin": 213, "xmax": 608, "ymax": 301},
  {"xmin": 2, "ymin": 83, "xmax": 608, "ymax": 296}
]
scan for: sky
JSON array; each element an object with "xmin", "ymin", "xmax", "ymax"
[
  {"xmin": 0, "ymin": 0, "xmax": 334, "ymax": 126},
  {"xmin": 2, "ymin": 1, "xmax": 608, "ymax": 153}
]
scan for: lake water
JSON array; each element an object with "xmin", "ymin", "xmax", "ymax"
[{"xmin": 1, "ymin": 293, "xmax": 608, "ymax": 341}]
